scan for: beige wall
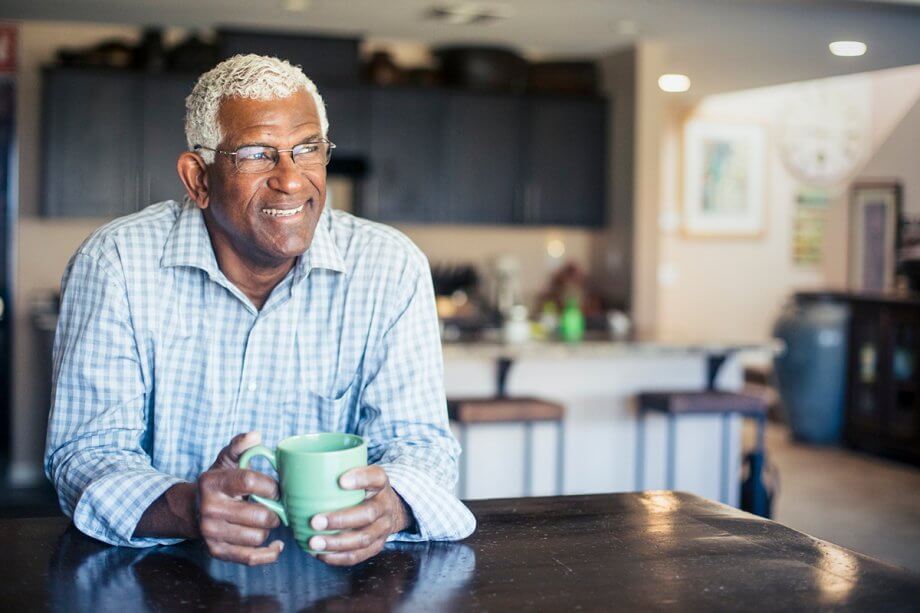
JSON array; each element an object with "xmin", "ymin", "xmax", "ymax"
[
  {"xmin": 650, "ymin": 65, "xmax": 920, "ymax": 344},
  {"xmin": 11, "ymin": 21, "xmax": 141, "ymax": 484},
  {"xmin": 8, "ymin": 21, "xmax": 608, "ymax": 483}
]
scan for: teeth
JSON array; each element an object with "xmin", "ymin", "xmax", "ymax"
[{"xmin": 262, "ymin": 204, "xmax": 304, "ymax": 217}]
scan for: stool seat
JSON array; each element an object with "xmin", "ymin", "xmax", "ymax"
[
  {"xmin": 638, "ymin": 390, "xmax": 768, "ymax": 417},
  {"xmin": 448, "ymin": 397, "xmax": 565, "ymax": 424}
]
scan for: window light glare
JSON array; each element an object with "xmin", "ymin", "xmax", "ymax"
[
  {"xmin": 658, "ymin": 74, "xmax": 691, "ymax": 93},
  {"xmin": 829, "ymin": 41, "xmax": 867, "ymax": 57}
]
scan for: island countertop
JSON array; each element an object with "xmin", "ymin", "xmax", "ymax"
[{"xmin": 442, "ymin": 336, "xmax": 779, "ymax": 361}]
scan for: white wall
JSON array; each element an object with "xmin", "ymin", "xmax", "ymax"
[{"xmin": 635, "ymin": 61, "xmax": 920, "ymax": 344}]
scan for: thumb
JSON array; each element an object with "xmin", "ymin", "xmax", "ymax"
[{"xmin": 213, "ymin": 431, "xmax": 262, "ymax": 469}]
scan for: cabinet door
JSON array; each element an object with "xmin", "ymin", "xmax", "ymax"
[
  {"xmin": 142, "ymin": 74, "xmax": 196, "ymax": 206},
  {"xmin": 42, "ymin": 69, "xmax": 143, "ymax": 217},
  {"xmin": 521, "ymin": 97, "xmax": 606, "ymax": 227},
  {"xmin": 443, "ymin": 93, "xmax": 520, "ymax": 224},
  {"xmin": 365, "ymin": 88, "xmax": 447, "ymax": 222},
  {"xmin": 320, "ymin": 85, "xmax": 370, "ymax": 158}
]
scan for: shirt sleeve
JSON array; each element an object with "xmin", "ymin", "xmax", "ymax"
[
  {"xmin": 357, "ymin": 250, "xmax": 476, "ymax": 543},
  {"xmin": 44, "ymin": 252, "xmax": 187, "ymax": 548}
]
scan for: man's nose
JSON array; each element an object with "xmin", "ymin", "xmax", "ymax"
[{"xmin": 266, "ymin": 153, "xmax": 307, "ymax": 193}]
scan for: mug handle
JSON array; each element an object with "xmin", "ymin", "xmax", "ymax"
[{"xmin": 238, "ymin": 445, "xmax": 288, "ymax": 526}]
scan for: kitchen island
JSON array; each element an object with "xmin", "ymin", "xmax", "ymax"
[{"xmin": 443, "ymin": 339, "xmax": 773, "ymax": 505}]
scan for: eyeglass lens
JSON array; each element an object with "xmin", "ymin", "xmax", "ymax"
[{"xmin": 235, "ymin": 142, "xmax": 332, "ymax": 173}]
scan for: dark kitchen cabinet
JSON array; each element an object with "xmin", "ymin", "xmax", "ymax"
[
  {"xmin": 321, "ymin": 85, "xmax": 370, "ymax": 158},
  {"xmin": 443, "ymin": 93, "xmax": 520, "ymax": 225},
  {"xmin": 843, "ymin": 294, "xmax": 920, "ymax": 465},
  {"xmin": 41, "ymin": 66, "xmax": 609, "ymax": 227},
  {"xmin": 42, "ymin": 68, "xmax": 143, "ymax": 217},
  {"xmin": 365, "ymin": 88, "xmax": 448, "ymax": 223},
  {"xmin": 520, "ymin": 96, "xmax": 606, "ymax": 227},
  {"xmin": 142, "ymin": 74, "xmax": 196, "ymax": 205}
]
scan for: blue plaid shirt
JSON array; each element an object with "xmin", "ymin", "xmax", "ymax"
[{"xmin": 45, "ymin": 200, "xmax": 475, "ymax": 547}]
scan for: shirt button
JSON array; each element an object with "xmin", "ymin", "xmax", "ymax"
[{"xmin": 247, "ymin": 382, "xmax": 258, "ymax": 393}]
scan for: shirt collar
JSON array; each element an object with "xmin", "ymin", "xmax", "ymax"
[{"xmin": 160, "ymin": 201, "xmax": 347, "ymax": 282}]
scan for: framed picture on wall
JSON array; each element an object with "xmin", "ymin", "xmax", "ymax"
[
  {"xmin": 848, "ymin": 181, "xmax": 901, "ymax": 292},
  {"xmin": 682, "ymin": 120, "xmax": 767, "ymax": 238}
]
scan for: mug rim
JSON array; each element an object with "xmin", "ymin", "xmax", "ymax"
[{"xmin": 277, "ymin": 432, "xmax": 366, "ymax": 455}]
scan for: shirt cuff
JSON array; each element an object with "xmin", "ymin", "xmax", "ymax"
[
  {"xmin": 378, "ymin": 462, "xmax": 476, "ymax": 543},
  {"xmin": 72, "ymin": 469, "xmax": 188, "ymax": 548}
]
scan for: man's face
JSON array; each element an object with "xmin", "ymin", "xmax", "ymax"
[{"xmin": 202, "ymin": 89, "xmax": 326, "ymax": 269}]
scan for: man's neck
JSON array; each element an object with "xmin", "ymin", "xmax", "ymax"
[
  {"xmin": 219, "ymin": 253, "xmax": 295, "ymax": 311},
  {"xmin": 202, "ymin": 221, "xmax": 296, "ymax": 311}
]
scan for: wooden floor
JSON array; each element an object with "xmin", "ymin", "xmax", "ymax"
[{"xmin": 753, "ymin": 423, "xmax": 920, "ymax": 573}]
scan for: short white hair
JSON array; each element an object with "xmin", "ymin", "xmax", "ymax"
[{"xmin": 185, "ymin": 54, "xmax": 329, "ymax": 163}]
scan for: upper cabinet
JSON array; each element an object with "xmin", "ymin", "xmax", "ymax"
[
  {"xmin": 42, "ymin": 68, "xmax": 143, "ymax": 217},
  {"xmin": 320, "ymin": 85, "xmax": 370, "ymax": 158},
  {"xmin": 520, "ymin": 97, "xmax": 607, "ymax": 227},
  {"xmin": 43, "ymin": 68, "xmax": 194, "ymax": 217},
  {"xmin": 443, "ymin": 92, "xmax": 521, "ymax": 225},
  {"xmin": 365, "ymin": 88, "xmax": 448, "ymax": 223},
  {"xmin": 142, "ymin": 73, "xmax": 196, "ymax": 205},
  {"xmin": 41, "ymin": 66, "xmax": 609, "ymax": 227}
]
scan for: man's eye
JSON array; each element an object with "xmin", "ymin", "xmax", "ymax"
[
  {"xmin": 238, "ymin": 147, "xmax": 272, "ymax": 160},
  {"xmin": 296, "ymin": 144, "xmax": 320, "ymax": 154}
]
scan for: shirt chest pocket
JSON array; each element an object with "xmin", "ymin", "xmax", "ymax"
[{"xmin": 283, "ymin": 377, "xmax": 359, "ymax": 435}]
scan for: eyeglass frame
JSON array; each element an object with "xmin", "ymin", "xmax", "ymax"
[{"xmin": 193, "ymin": 139, "xmax": 336, "ymax": 173}]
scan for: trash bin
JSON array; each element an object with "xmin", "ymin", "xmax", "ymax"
[{"xmin": 772, "ymin": 295, "xmax": 849, "ymax": 444}]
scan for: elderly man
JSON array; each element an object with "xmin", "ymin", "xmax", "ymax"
[{"xmin": 44, "ymin": 54, "xmax": 475, "ymax": 566}]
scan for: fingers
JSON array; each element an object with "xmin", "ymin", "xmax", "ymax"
[
  {"xmin": 213, "ymin": 431, "xmax": 262, "ymax": 469},
  {"xmin": 309, "ymin": 514, "xmax": 390, "ymax": 554},
  {"xmin": 200, "ymin": 516, "xmax": 275, "ymax": 547},
  {"xmin": 312, "ymin": 496, "xmax": 382, "ymax": 532},
  {"xmin": 205, "ymin": 498, "xmax": 281, "ymax": 530},
  {"xmin": 222, "ymin": 468, "xmax": 280, "ymax": 500},
  {"xmin": 338, "ymin": 465, "xmax": 388, "ymax": 491},
  {"xmin": 206, "ymin": 539, "xmax": 284, "ymax": 566}
]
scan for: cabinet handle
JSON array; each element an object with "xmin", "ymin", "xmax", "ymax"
[{"xmin": 0, "ymin": 296, "xmax": 4, "ymax": 321}]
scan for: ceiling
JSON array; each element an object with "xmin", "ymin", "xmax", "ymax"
[{"xmin": 2, "ymin": 0, "xmax": 920, "ymax": 97}]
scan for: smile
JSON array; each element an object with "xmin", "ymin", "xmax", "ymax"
[{"xmin": 261, "ymin": 204, "xmax": 305, "ymax": 217}]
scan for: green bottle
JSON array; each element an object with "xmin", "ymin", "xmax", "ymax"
[{"xmin": 559, "ymin": 297, "xmax": 585, "ymax": 343}]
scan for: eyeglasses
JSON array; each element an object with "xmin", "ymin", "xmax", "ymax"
[{"xmin": 194, "ymin": 139, "xmax": 336, "ymax": 173}]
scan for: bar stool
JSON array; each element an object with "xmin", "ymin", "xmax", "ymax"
[
  {"xmin": 634, "ymin": 390, "xmax": 768, "ymax": 512},
  {"xmin": 448, "ymin": 358, "xmax": 565, "ymax": 498}
]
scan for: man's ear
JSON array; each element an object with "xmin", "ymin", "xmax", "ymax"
[{"xmin": 177, "ymin": 152, "xmax": 210, "ymax": 210}]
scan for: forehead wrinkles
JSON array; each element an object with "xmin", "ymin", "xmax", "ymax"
[{"xmin": 219, "ymin": 94, "xmax": 320, "ymax": 146}]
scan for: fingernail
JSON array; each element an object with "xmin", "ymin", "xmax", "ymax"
[
  {"xmin": 340, "ymin": 475, "xmax": 355, "ymax": 489},
  {"xmin": 275, "ymin": 541, "xmax": 284, "ymax": 552},
  {"xmin": 311, "ymin": 536, "xmax": 326, "ymax": 551},
  {"xmin": 312, "ymin": 515, "xmax": 328, "ymax": 530}
]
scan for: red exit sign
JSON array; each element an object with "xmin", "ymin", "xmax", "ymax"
[{"xmin": 0, "ymin": 25, "xmax": 17, "ymax": 74}]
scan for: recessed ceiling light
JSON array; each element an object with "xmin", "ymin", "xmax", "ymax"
[
  {"xmin": 425, "ymin": 2, "xmax": 514, "ymax": 25},
  {"xmin": 658, "ymin": 74, "xmax": 691, "ymax": 93},
  {"xmin": 829, "ymin": 41, "xmax": 867, "ymax": 57},
  {"xmin": 282, "ymin": 0, "xmax": 310, "ymax": 11}
]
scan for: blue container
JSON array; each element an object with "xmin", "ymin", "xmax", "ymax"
[{"xmin": 772, "ymin": 297, "xmax": 849, "ymax": 444}]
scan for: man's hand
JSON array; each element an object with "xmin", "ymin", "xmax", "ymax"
[
  {"xmin": 307, "ymin": 465, "xmax": 411, "ymax": 567},
  {"xmin": 197, "ymin": 432, "xmax": 284, "ymax": 566}
]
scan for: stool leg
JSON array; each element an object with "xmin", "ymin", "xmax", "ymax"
[
  {"xmin": 720, "ymin": 412, "xmax": 730, "ymax": 504},
  {"xmin": 636, "ymin": 408, "xmax": 646, "ymax": 491},
  {"xmin": 459, "ymin": 423, "xmax": 468, "ymax": 499},
  {"xmin": 523, "ymin": 422, "xmax": 534, "ymax": 497},
  {"xmin": 555, "ymin": 420, "xmax": 565, "ymax": 495},
  {"xmin": 666, "ymin": 413, "xmax": 677, "ymax": 490}
]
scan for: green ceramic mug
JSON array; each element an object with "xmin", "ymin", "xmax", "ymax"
[{"xmin": 239, "ymin": 433, "xmax": 367, "ymax": 554}]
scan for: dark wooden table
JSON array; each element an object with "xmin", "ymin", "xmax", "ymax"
[{"xmin": 1, "ymin": 492, "xmax": 918, "ymax": 611}]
